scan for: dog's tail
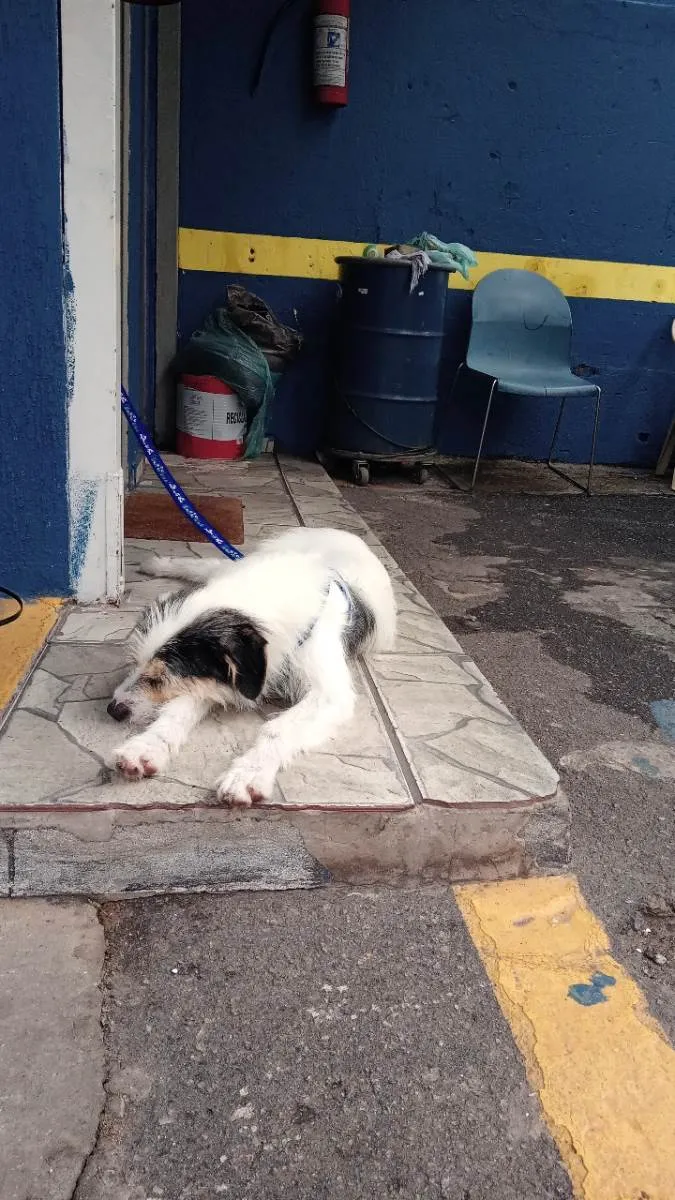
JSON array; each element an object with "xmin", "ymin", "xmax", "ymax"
[{"xmin": 139, "ymin": 555, "xmax": 231, "ymax": 584}]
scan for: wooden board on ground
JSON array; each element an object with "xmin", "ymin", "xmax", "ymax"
[{"xmin": 125, "ymin": 492, "xmax": 244, "ymax": 543}]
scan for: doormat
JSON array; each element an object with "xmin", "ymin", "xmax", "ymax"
[{"xmin": 125, "ymin": 492, "xmax": 245, "ymax": 543}]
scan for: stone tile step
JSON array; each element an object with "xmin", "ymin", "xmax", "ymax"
[
  {"xmin": 0, "ymin": 453, "xmax": 569, "ymax": 895},
  {"xmin": 5, "ymin": 650, "xmax": 412, "ymax": 814},
  {"xmin": 276, "ymin": 454, "xmax": 560, "ymax": 808}
]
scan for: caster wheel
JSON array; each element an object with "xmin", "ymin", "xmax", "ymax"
[
  {"xmin": 412, "ymin": 464, "xmax": 429, "ymax": 485},
  {"xmin": 352, "ymin": 460, "xmax": 370, "ymax": 486}
]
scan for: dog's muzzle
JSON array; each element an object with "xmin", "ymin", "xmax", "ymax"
[{"xmin": 107, "ymin": 699, "xmax": 131, "ymax": 722}]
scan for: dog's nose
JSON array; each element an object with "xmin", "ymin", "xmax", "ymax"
[{"xmin": 107, "ymin": 699, "xmax": 131, "ymax": 722}]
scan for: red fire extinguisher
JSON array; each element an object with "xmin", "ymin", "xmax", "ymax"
[{"xmin": 313, "ymin": 0, "xmax": 350, "ymax": 106}]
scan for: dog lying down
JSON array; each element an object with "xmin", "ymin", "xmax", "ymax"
[{"xmin": 106, "ymin": 527, "xmax": 397, "ymax": 807}]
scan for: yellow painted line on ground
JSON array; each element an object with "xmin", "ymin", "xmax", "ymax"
[
  {"xmin": 455, "ymin": 875, "xmax": 675, "ymax": 1200},
  {"xmin": 0, "ymin": 598, "xmax": 63, "ymax": 711},
  {"xmin": 178, "ymin": 227, "xmax": 675, "ymax": 304}
]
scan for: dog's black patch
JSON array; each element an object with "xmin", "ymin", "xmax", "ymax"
[
  {"xmin": 341, "ymin": 587, "xmax": 376, "ymax": 657},
  {"xmin": 136, "ymin": 587, "xmax": 195, "ymax": 638},
  {"xmin": 157, "ymin": 610, "xmax": 268, "ymax": 700}
]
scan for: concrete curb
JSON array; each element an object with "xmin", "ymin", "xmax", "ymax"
[{"xmin": 0, "ymin": 792, "xmax": 569, "ymax": 899}]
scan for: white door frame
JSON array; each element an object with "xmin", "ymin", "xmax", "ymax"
[{"xmin": 61, "ymin": 0, "xmax": 124, "ymax": 603}]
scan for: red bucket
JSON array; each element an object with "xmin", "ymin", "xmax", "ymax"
[{"xmin": 176, "ymin": 374, "xmax": 246, "ymax": 460}]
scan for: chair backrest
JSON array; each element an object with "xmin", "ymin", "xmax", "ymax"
[{"xmin": 467, "ymin": 268, "xmax": 573, "ymax": 375}]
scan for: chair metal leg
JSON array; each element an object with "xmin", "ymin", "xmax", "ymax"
[
  {"xmin": 547, "ymin": 397, "xmax": 567, "ymax": 467},
  {"xmin": 586, "ymin": 386, "xmax": 601, "ymax": 496},
  {"xmin": 447, "ymin": 361, "xmax": 466, "ymax": 409},
  {"xmin": 470, "ymin": 378, "xmax": 497, "ymax": 491},
  {"xmin": 547, "ymin": 389, "xmax": 601, "ymax": 496},
  {"xmin": 445, "ymin": 362, "xmax": 468, "ymax": 447}
]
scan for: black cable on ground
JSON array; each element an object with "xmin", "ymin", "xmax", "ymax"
[{"xmin": 0, "ymin": 585, "xmax": 24, "ymax": 627}]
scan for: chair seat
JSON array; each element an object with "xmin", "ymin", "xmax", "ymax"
[{"xmin": 469, "ymin": 361, "xmax": 597, "ymax": 399}]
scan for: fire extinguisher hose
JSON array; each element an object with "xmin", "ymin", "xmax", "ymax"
[
  {"xmin": 121, "ymin": 387, "xmax": 244, "ymax": 561},
  {"xmin": 250, "ymin": 0, "xmax": 303, "ymax": 97}
]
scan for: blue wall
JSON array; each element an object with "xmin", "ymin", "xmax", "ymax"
[
  {"xmin": 179, "ymin": 0, "xmax": 675, "ymax": 464},
  {"xmin": 0, "ymin": 0, "xmax": 69, "ymax": 596}
]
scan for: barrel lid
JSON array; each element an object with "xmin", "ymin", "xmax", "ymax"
[{"xmin": 335, "ymin": 255, "xmax": 455, "ymax": 272}]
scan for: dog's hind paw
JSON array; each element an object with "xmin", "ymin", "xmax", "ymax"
[
  {"xmin": 214, "ymin": 758, "xmax": 275, "ymax": 808},
  {"xmin": 110, "ymin": 733, "xmax": 170, "ymax": 780},
  {"xmin": 137, "ymin": 555, "xmax": 174, "ymax": 578}
]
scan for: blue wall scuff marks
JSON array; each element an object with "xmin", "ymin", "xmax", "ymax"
[
  {"xmin": 0, "ymin": 0, "xmax": 70, "ymax": 595},
  {"xmin": 179, "ymin": 0, "xmax": 675, "ymax": 463},
  {"xmin": 68, "ymin": 477, "xmax": 97, "ymax": 588}
]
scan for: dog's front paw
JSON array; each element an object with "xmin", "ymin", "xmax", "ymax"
[
  {"xmin": 110, "ymin": 733, "xmax": 170, "ymax": 780},
  {"xmin": 214, "ymin": 757, "xmax": 276, "ymax": 808}
]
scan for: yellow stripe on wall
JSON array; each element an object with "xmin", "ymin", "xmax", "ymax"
[
  {"xmin": 178, "ymin": 227, "xmax": 675, "ymax": 304},
  {"xmin": 455, "ymin": 875, "xmax": 675, "ymax": 1200}
]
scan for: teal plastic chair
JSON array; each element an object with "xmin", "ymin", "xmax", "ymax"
[{"xmin": 450, "ymin": 268, "xmax": 602, "ymax": 492}]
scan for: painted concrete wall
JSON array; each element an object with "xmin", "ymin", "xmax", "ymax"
[
  {"xmin": 0, "ymin": 0, "xmax": 70, "ymax": 596},
  {"xmin": 179, "ymin": 0, "xmax": 675, "ymax": 464},
  {"xmin": 0, "ymin": 0, "xmax": 123, "ymax": 601},
  {"xmin": 62, "ymin": 0, "xmax": 123, "ymax": 603}
]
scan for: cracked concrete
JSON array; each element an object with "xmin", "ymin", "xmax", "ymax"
[{"xmin": 0, "ymin": 900, "xmax": 104, "ymax": 1200}]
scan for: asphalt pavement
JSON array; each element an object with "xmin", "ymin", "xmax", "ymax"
[
  {"xmin": 76, "ymin": 889, "xmax": 572, "ymax": 1200},
  {"xmin": 7, "ymin": 473, "xmax": 673, "ymax": 1200},
  {"xmin": 348, "ymin": 476, "xmax": 675, "ymax": 1042}
]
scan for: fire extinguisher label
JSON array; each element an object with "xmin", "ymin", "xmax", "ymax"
[
  {"xmin": 177, "ymin": 384, "xmax": 246, "ymax": 443},
  {"xmin": 314, "ymin": 14, "xmax": 348, "ymax": 88}
]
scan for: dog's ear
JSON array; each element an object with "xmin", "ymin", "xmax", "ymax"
[
  {"xmin": 155, "ymin": 613, "xmax": 267, "ymax": 698},
  {"xmin": 224, "ymin": 621, "xmax": 268, "ymax": 700}
]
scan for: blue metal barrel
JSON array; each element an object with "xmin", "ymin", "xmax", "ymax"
[{"xmin": 326, "ymin": 256, "xmax": 451, "ymax": 461}]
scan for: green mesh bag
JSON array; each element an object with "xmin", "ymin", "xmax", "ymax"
[{"xmin": 174, "ymin": 286, "xmax": 302, "ymax": 458}]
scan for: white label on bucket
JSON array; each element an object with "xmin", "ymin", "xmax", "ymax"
[{"xmin": 177, "ymin": 384, "xmax": 246, "ymax": 442}]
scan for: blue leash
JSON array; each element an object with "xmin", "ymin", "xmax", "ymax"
[
  {"xmin": 121, "ymin": 388, "xmax": 353, "ymax": 651},
  {"xmin": 121, "ymin": 386, "xmax": 244, "ymax": 561}
]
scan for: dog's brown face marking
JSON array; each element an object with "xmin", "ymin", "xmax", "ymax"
[
  {"xmin": 137, "ymin": 658, "xmax": 225, "ymax": 706},
  {"xmin": 137, "ymin": 658, "xmax": 176, "ymax": 703}
]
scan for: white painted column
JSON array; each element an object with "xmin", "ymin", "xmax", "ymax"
[{"xmin": 61, "ymin": 0, "xmax": 124, "ymax": 603}]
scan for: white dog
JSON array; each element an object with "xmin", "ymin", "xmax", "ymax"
[{"xmin": 107, "ymin": 527, "xmax": 396, "ymax": 807}]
